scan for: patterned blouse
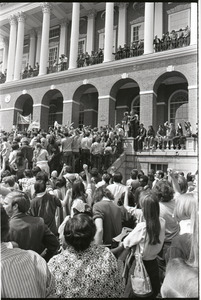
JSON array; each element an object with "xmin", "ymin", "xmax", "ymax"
[{"xmin": 48, "ymin": 243, "xmax": 124, "ymax": 298}]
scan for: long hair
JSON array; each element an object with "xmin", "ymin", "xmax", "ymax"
[
  {"xmin": 187, "ymin": 194, "xmax": 198, "ymax": 268},
  {"xmin": 140, "ymin": 192, "xmax": 161, "ymax": 245},
  {"xmin": 93, "ymin": 186, "xmax": 114, "ymax": 204},
  {"xmin": 72, "ymin": 180, "xmax": 86, "ymax": 202}
]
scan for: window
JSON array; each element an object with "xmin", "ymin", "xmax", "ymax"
[
  {"xmin": 21, "ymin": 53, "xmax": 29, "ymax": 72},
  {"xmin": 49, "ymin": 46, "xmax": 58, "ymax": 68},
  {"xmin": 150, "ymin": 164, "xmax": 168, "ymax": 174},
  {"xmin": 49, "ymin": 26, "xmax": 60, "ymax": 39},
  {"xmin": 131, "ymin": 96, "xmax": 140, "ymax": 120},
  {"xmin": 168, "ymin": 9, "xmax": 190, "ymax": 32},
  {"xmin": 169, "ymin": 90, "xmax": 188, "ymax": 127},
  {"xmin": 99, "ymin": 29, "xmax": 116, "ymax": 52},
  {"xmin": 78, "ymin": 38, "xmax": 86, "ymax": 55},
  {"xmin": 131, "ymin": 22, "xmax": 144, "ymax": 42}
]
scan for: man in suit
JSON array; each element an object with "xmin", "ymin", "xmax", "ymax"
[{"xmin": 3, "ymin": 190, "xmax": 59, "ymax": 262}]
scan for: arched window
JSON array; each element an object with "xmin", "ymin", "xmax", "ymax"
[
  {"xmin": 169, "ymin": 90, "xmax": 188, "ymax": 127},
  {"xmin": 131, "ymin": 95, "xmax": 140, "ymax": 120}
]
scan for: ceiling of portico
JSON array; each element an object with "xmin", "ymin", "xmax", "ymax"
[{"xmin": 0, "ymin": 2, "xmax": 105, "ymax": 38}]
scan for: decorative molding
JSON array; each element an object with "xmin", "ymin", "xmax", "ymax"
[
  {"xmin": 60, "ymin": 18, "xmax": 69, "ymax": 26},
  {"xmin": 116, "ymin": 105, "xmax": 129, "ymax": 109},
  {"xmin": 121, "ymin": 73, "xmax": 129, "ymax": 79},
  {"xmin": 33, "ymin": 103, "xmax": 49, "ymax": 109},
  {"xmin": 0, "ymin": 107, "xmax": 15, "ymax": 112},
  {"xmin": 133, "ymin": 2, "xmax": 144, "ymax": 10},
  {"xmin": 50, "ymin": 85, "xmax": 56, "ymax": 90},
  {"xmin": 22, "ymin": 90, "xmax": 27, "ymax": 94},
  {"xmin": 98, "ymin": 95, "xmax": 116, "ymax": 102},
  {"xmin": 117, "ymin": 2, "xmax": 129, "ymax": 9},
  {"xmin": 17, "ymin": 11, "xmax": 26, "ymax": 23},
  {"xmin": 87, "ymin": 9, "xmax": 97, "ymax": 19},
  {"xmin": 140, "ymin": 91, "xmax": 157, "ymax": 97},
  {"xmin": 166, "ymin": 65, "xmax": 174, "ymax": 72},
  {"xmin": 29, "ymin": 29, "xmax": 36, "ymax": 38},
  {"xmin": 63, "ymin": 100, "xmax": 80, "ymax": 105},
  {"xmin": 157, "ymin": 102, "xmax": 166, "ymax": 106},
  {"xmin": 130, "ymin": 16, "xmax": 144, "ymax": 25},
  {"xmin": 8, "ymin": 14, "xmax": 17, "ymax": 26},
  {"xmin": 101, "ymin": 7, "xmax": 117, "ymax": 20},
  {"xmin": 84, "ymin": 109, "xmax": 98, "ymax": 113},
  {"xmin": 98, "ymin": 25, "xmax": 117, "ymax": 34},
  {"xmin": 167, "ymin": 4, "xmax": 190, "ymax": 15},
  {"xmin": 83, "ymin": 79, "xmax": 89, "ymax": 85},
  {"xmin": 79, "ymin": 33, "xmax": 87, "ymax": 39},
  {"xmin": 41, "ymin": 2, "xmax": 52, "ymax": 14},
  {"xmin": 80, "ymin": 17, "xmax": 87, "ymax": 23},
  {"xmin": 188, "ymin": 85, "xmax": 197, "ymax": 90},
  {"xmin": 5, "ymin": 94, "xmax": 11, "ymax": 103}
]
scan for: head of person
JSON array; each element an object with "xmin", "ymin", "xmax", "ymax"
[
  {"xmin": 34, "ymin": 180, "xmax": 46, "ymax": 194},
  {"xmin": 11, "ymin": 143, "xmax": 19, "ymax": 151},
  {"xmin": 2, "ymin": 176, "xmax": 15, "ymax": 188},
  {"xmin": 32, "ymin": 166, "xmax": 41, "ymax": 177},
  {"xmin": 186, "ymin": 172, "xmax": 194, "ymax": 182},
  {"xmin": 24, "ymin": 169, "xmax": 33, "ymax": 178},
  {"xmin": 155, "ymin": 170, "xmax": 164, "ymax": 180},
  {"xmin": 177, "ymin": 175, "xmax": 188, "ymax": 194},
  {"xmin": 64, "ymin": 213, "xmax": 96, "ymax": 252},
  {"xmin": 139, "ymin": 192, "xmax": 161, "ymax": 245},
  {"xmin": 152, "ymin": 180, "xmax": 174, "ymax": 202},
  {"xmin": 118, "ymin": 191, "xmax": 135, "ymax": 207},
  {"xmin": 55, "ymin": 177, "xmax": 66, "ymax": 189},
  {"xmin": 72, "ymin": 180, "xmax": 86, "ymax": 202},
  {"xmin": 139, "ymin": 175, "xmax": 148, "ymax": 187},
  {"xmin": 35, "ymin": 171, "xmax": 49, "ymax": 183},
  {"xmin": 63, "ymin": 165, "xmax": 72, "ymax": 174},
  {"xmin": 130, "ymin": 169, "xmax": 138, "ymax": 180},
  {"xmin": 35, "ymin": 143, "xmax": 42, "ymax": 150},
  {"xmin": 113, "ymin": 172, "xmax": 123, "ymax": 183},
  {"xmin": 3, "ymin": 191, "xmax": 30, "ymax": 217},
  {"xmin": 93, "ymin": 186, "xmax": 114, "ymax": 204},
  {"xmin": 137, "ymin": 170, "xmax": 144, "ymax": 180},
  {"xmin": 174, "ymin": 193, "xmax": 197, "ymax": 222},
  {"xmin": 102, "ymin": 173, "xmax": 111, "ymax": 185},
  {"xmin": 1, "ymin": 204, "xmax": 10, "ymax": 242},
  {"xmin": 51, "ymin": 170, "xmax": 58, "ymax": 179}
]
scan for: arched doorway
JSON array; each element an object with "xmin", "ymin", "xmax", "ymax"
[
  {"xmin": 14, "ymin": 94, "xmax": 33, "ymax": 131},
  {"xmin": 41, "ymin": 89, "xmax": 63, "ymax": 130},
  {"xmin": 153, "ymin": 71, "xmax": 188, "ymax": 132},
  {"xmin": 110, "ymin": 78, "xmax": 140, "ymax": 125},
  {"xmin": 73, "ymin": 84, "xmax": 99, "ymax": 128}
]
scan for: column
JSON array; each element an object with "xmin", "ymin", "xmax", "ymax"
[
  {"xmin": 103, "ymin": 2, "xmax": 114, "ymax": 63},
  {"xmin": 188, "ymin": 86, "xmax": 198, "ymax": 133},
  {"xmin": 69, "ymin": 3, "xmax": 80, "ymax": 69},
  {"xmin": 62, "ymin": 100, "xmax": 80, "ymax": 127},
  {"xmin": 2, "ymin": 37, "xmax": 9, "ymax": 73},
  {"xmin": 86, "ymin": 9, "xmax": 96, "ymax": 54},
  {"xmin": 35, "ymin": 28, "xmax": 42, "ymax": 64},
  {"xmin": 39, "ymin": 3, "xmax": 52, "ymax": 76},
  {"xmin": 98, "ymin": 95, "xmax": 116, "ymax": 127},
  {"xmin": 59, "ymin": 19, "xmax": 68, "ymax": 57},
  {"xmin": 190, "ymin": 3, "xmax": 197, "ymax": 45},
  {"xmin": 154, "ymin": 2, "xmax": 163, "ymax": 39},
  {"xmin": 32, "ymin": 103, "xmax": 49, "ymax": 131},
  {"xmin": 14, "ymin": 12, "xmax": 26, "ymax": 80},
  {"xmin": 144, "ymin": 2, "xmax": 154, "ymax": 54},
  {"xmin": 117, "ymin": 3, "xmax": 128, "ymax": 47},
  {"xmin": 139, "ymin": 91, "xmax": 157, "ymax": 131},
  {"xmin": 28, "ymin": 29, "xmax": 36, "ymax": 67},
  {"xmin": 6, "ymin": 15, "xmax": 17, "ymax": 82}
]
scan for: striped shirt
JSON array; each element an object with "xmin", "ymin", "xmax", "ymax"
[{"xmin": 1, "ymin": 243, "xmax": 55, "ymax": 298}]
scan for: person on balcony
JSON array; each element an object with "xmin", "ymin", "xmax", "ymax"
[
  {"xmin": 122, "ymin": 112, "xmax": 130, "ymax": 138},
  {"xmin": 116, "ymin": 45, "xmax": 123, "ymax": 60},
  {"xmin": 144, "ymin": 125, "xmax": 155, "ymax": 149},
  {"xmin": 22, "ymin": 66, "xmax": 28, "ymax": 79},
  {"xmin": 154, "ymin": 124, "xmax": 166, "ymax": 149},
  {"xmin": 33, "ymin": 63, "xmax": 39, "ymax": 76},
  {"xmin": 123, "ymin": 44, "xmax": 130, "ymax": 58},
  {"xmin": 177, "ymin": 28, "xmax": 184, "ymax": 47},
  {"xmin": 183, "ymin": 25, "xmax": 190, "ymax": 46},
  {"xmin": 137, "ymin": 39, "xmax": 144, "ymax": 55},
  {"xmin": 77, "ymin": 53, "xmax": 85, "ymax": 68},
  {"xmin": 153, "ymin": 35, "xmax": 161, "ymax": 52},
  {"xmin": 170, "ymin": 30, "xmax": 178, "ymax": 49},
  {"xmin": 84, "ymin": 52, "xmax": 90, "ymax": 66},
  {"xmin": 98, "ymin": 48, "xmax": 104, "ymax": 63},
  {"xmin": 164, "ymin": 122, "xmax": 176, "ymax": 149},
  {"xmin": 28, "ymin": 65, "xmax": 34, "ymax": 77},
  {"xmin": 135, "ymin": 123, "xmax": 146, "ymax": 152},
  {"xmin": 173, "ymin": 123, "xmax": 186, "ymax": 149},
  {"xmin": 130, "ymin": 41, "xmax": 138, "ymax": 57}
]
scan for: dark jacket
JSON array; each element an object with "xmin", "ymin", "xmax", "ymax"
[{"xmin": 9, "ymin": 212, "xmax": 59, "ymax": 261}]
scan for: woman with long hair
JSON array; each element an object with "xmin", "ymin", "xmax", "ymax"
[{"xmin": 121, "ymin": 189, "xmax": 165, "ymax": 298}]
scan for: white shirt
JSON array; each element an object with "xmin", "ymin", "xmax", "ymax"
[{"xmin": 107, "ymin": 182, "xmax": 127, "ymax": 205}]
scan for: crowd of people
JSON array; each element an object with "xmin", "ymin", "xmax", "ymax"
[
  {"xmin": 122, "ymin": 111, "xmax": 198, "ymax": 152},
  {"xmin": 0, "ymin": 118, "xmax": 198, "ymax": 298}
]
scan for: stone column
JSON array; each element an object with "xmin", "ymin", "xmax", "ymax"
[
  {"xmin": 117, "ymin": 3, "xmax": 128, "ymax": 47},
  {"xmin": 32, "ymin": 103, "xmax": 49, "ymax": 131},
  {"xmin": 2, "ymin": 37, "xmax": 9, "ymax": 73},
  {"xmin": 39, "ymin": 2, "xmax": 52, "ymax": 76},
  {"xmin": 6, "ymin": 15, "xmax": 17, "ymax": 82},
  {"xmin": 86, "ymin": 9, "xmax": 96, "ymax": 55},
  {"xmin": 139, "ymin": 91, "xmax": 157, "ymax": 131},
  {"xmin": 188, "ymin": 85, "xmax": 198, "ymax": 133},
  {"xmin": 59, "ymin": 19, "xmax": 69, "ymax": 57},
  {"xmin": 98, "ymin": 95, "xmax": 116, "ymax": 127},
  {"xmin": 144, "ymin": 2, "xmax": 154, "ymax": 54},
  {"xmin": 28, "ymin": 29, "xmax": 36, "ymax": 67},
  {"xmin": 190, "ymin": 3, "xmax": 197, "ymax": 45},
  {"xmin": 62, "ymin": 100, "xmax": 80, "ymax": 127},
  {"xmin": 14, "ymin": 12, "xmax": 26, "ymax": 80},
  {"xmin": 154, "ymin": 2, "xmax": 163, "ymax": 39},
  {"xmin": 103, "ymin": 2, "xmax": 114, "ymax": 63},
  {"xmin": 69, "ymin": 3, "xmax": 80, "ymax": 69},
  {"xmin": 35, "ymin": 28, "xmax": 42, "ymax": 65}
]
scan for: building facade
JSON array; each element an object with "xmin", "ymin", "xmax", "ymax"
[{"xmin": 0, "ymin": 2, "xmax": 198, "ymax": 174}]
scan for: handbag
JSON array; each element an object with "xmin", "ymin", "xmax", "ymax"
[{"xmin": 131, "ymin": 243, "xmax": 152, "ymax": 297}]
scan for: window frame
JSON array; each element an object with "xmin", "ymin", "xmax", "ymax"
[{"xmin": 131, "ymin": 22, "xmax": 144, "ymax": 43}]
